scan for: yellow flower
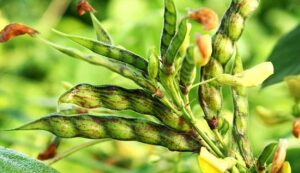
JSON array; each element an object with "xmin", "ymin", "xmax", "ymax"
[
  {"xmin": 198, "ymin": 147, "xmax": 236, "ymax": 173},
  {"xmin": 278, "ymin": 161, "xmax": 291, "ymax": 173},
  {"xmin": 217, "ymin": 62, "xmax": 274, "ymax": 87},
  {"xmin": 285, "ymin": 75, "xmax": 300, "ymax": 101}
]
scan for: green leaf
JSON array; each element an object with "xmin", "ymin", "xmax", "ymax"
[
  {"xmin": 263, "ymin": 24, "xmax": 300, "ymax": 87},
  {"xmin": 257, "ymin": 142, "xmax": 278, "ymax": 169},
  {"xmin": 90, "ymin": 13, "xmax": 113, "ymax": 44},
  {"xmin": 0, "ymin": 147, "xmax": 59, "ymax": 173}
]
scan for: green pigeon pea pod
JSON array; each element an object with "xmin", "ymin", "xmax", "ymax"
[
  {"xmin": 12, "ymin": 114, "xmax": 201, "ymax": 152},
  {"xmin": 147, "ymin": 48, "xmax": 160, "ymax": 80},
  {"xmin": 163, "ymin": 19, "xmax": 190, "ymax": 73},
  {"xmin": 179, "ymin": 46, "xmax": 196, "ymax": 95},
  {"xmin": 173, "ymin": 22, "xmax": 192, "ymax": 76},
  {"xmin": 212, "ymin": 32, "xmax": 234, "ymax": 65},
  {"xmin": 198, "ymin": 84, "xmax": 223, "ymax": 128},
  {"xmin": 198, "ymin": 0, "xmax": 259, "ymax": 128},
  {"xmin": 210, "ymin": 0, "xmax": 259, "ymax": 65},
  {"xmin": 90, "ymin": 13, "xmax": 113, "ymax": 44},
  {"xmin": 59, "ymin": 84, "xmax": 190, "ymax": 131},
  {"xmin": 256, "ymin": 142, "xmax": 278, "ymax": 172},
  {"xmin": 160, "ymin": 0, "xmax": 177, "ymax": 57},
  {"xmin": 232, "ymin": 49, "xmax": 254, "ymax": 167},
  {"xmin": 41, "ymin": 39, "xmax": 159, "ymax": 95},
  {"xmin": 52, "ymin": 29, "xmax": 148, "ymax": 73}
]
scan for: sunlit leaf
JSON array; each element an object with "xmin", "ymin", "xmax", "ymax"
[{"xmin": 0, "ymin": 147, "xmax": 58, "ymax": 173}]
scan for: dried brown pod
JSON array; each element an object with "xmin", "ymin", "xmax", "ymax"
[
  {"xmin": 77, "ymin": 0, "xmax": 96, "ymax": 16},
  {"xmin": 189, "ymin": 8, "xmax": 219, "ymax": 31},
  {"xmin": 0, "ymin": 23, "xmax": 38, "ymax": 43}
]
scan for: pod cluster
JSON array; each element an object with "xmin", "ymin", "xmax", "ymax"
[{"xmin": 198, "ymin": 0, "xmax": 259, "ymax": 127}]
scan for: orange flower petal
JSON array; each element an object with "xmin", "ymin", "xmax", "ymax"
[
  {"xmin": 293, "ymin": 119, "xmax": 300, "ymax": 139},
  {"xmin": 0, "ymin": 23, "xmax": 38, "ymax": 43},
  {"xmin": 77, "ymin": 0, "xmax": 96, "ymax": 16},
  {"xmin": 189, "ymin": 8, "xmax": 219, "ymax": 31}
]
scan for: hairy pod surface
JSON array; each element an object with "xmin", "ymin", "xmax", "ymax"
[
  {"xmin": 90, "ymin": 13, "xmax": 113, "ymax": 44},
  {"xmin": 180, "ymin": 46, "xmax": 196, "ymax": 95},
  {"xmin": 14, "ymin": 114, "xmax": 201, "ymax": 152},
  {"xmin": 164, "ymin": 18, "xmax": 189, "ymax": 67},
  {"xmin": 53, "ymin": 30, "xmax": 148, "ymax": 72},
  {"xmin": 160, "ymin": 0, "xmax": 177, "ymax": 57},
  {"xmin": 59, "ymin": 84, "xmax": 190, "ymax": 131},
  {"xmin": 232, "ymin": 51, "xmax": 254, "ymax": 167},
  {"xmin": 212, "ymin": 33, "xmax": 234, "ymax": 65},
  {"xmin": 223, "ymin": 12, "xmax": 245, "ymax": 41},
  {"xmin": 198, "ymin": 85, "xmax": 222, "ymax": 121},
  {"xmin": 43, "ymin": 40, "xmax": 159, "ymax": 95}
]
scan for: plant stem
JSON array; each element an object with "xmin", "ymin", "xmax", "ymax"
[
  {"xmin": 191, "ymin": 77, "xmax": 217, "ymax": 89},
  {"xmin": 231, "ymin": 48, "xmax": 254, "ymax": 167},
  {"xmin": 181, "ymin": 108, "xmax": 224, "ymax": 157},
  {"xmin": 213, "ymin": 129, "xmax": 227, "ymax": 150},
  {"xmin": 47, "ymin": 139, "xmax": 109, "ymax": 165}
]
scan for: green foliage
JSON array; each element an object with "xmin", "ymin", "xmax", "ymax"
[
  {"xmin": 263, "ymin": 24, "xmax": 300, "ymax": 87},
  {"xmin": 0, "ymin": 147, "xmax": 58, "ymax": 173},
  {"xmin": 257, "ymin": 142, "xmax": 278, "ymax": 170}
]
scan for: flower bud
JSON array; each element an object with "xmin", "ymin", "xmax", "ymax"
[
  {"xmin": 189, "ymin": 8, "xmax": 219, "ymax": 31},
  {"xmin": 255, "ymin": 106, "xmax": 289, "ymax": 125},
  {"xmin": 148, "ymin": 48, "xmax": 159, "ymax": 80},
  {"xmin": 77, "ymin": 0, "xmax": 96, "ymax": 16},
  {"xmin": 293, "ymin": 119, "xmax": 300, "ymax": 139},
  {"xmin": 217, "ymin": 62, "xmax": 274, "ymax": 87},
  {"xmin": 270, "ymin": 139, "xmax": 288, "ymax": 173},
  {"xmin": 198, "ymin": 147, "xmax": 236, "ymax": 173},
  {"xmin": 195, "ymin": 34, "xmax": 212, "ymax": 67},
  {"xmin": 0, "ymin": 23, "xmax": 38, "ymax": 43},
  {"xmin": 285, "ymin": 75, "xmax": 300, "ymax": 102}
]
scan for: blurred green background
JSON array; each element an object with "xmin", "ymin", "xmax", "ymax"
[{"xmin": 0, "ymin": 0, "xmax": 300, "ymax": 172}]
